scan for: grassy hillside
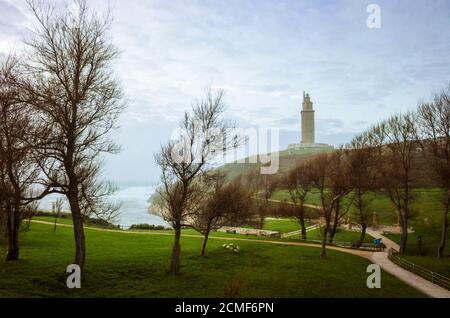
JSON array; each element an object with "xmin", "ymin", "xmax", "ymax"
[
  {"xmin": 0, "ymin": 221, "xmax": 424, "ymax": 298},
  {"xmin": 221, "ymin": 145, "xmax": 440, "ymax": 187},
  {"xmin": 220, "ymin": 147, "xmax": 334, "ymax": 180}
]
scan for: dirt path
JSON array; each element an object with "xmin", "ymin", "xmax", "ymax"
[{"xmin": 31, "ymin": 220, "xmax": 450, "ymax": 297}]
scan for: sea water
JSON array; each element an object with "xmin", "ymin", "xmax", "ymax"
[{"xmin": 37, "ymin": 183, "xmax": 168, "ymax": 228}]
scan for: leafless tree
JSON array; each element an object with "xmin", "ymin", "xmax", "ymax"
[
  {"xmin": 416, "ymin": 85, "xmax": 450, "ymax": 258},
  {"xmin": 22, "ymin": 0, "xmax": 124, "ymax": 268},
  {"xmin": 326, "ymin": 149, "xmax": 353, "ymax": 244},
  {"xmin": 53, "ymin": 198, "xmax": 64, "ymax": 232},
  {"xmin": 153, "ymin": 89, "xmax": 236, "ymax": 274},
  {"xmin": 345, "ymin": 133, "xmax": 377, "ymax": 247},
  {"xmin": 244, "ymin": 170, "xmax": 276, "ymax": 229},
  {"xmin": 0, "ymin": 54, "xmax": 51, "ymax": 261},
  {"xmin": 369, "ymin": 113, "xmax": 419, "ymax": 254},
  {"xmin": 191, "ymin": 172, "xmax": 253, "ymax": 256},
  {"xmin": 281, "ymin": 160, "xmax": 313, "ymax": 240},
  {"xmin": 308, "ymin": 151, "xmax": 351, "ymax": 257}
]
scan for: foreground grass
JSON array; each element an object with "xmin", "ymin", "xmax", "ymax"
[{"xmin": 0, "ymin": 222, "xmax": 424, "ymax": 298}]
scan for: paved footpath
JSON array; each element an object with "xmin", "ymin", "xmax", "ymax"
[
  {"xmin": 32, "ymin": 220, "xmax": 450, "ymax": 297},
  {"xmin": 368, "ymin": 228, "xmax": 450, "ymax": 298}
]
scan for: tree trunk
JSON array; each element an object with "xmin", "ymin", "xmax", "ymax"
[
  {"xmin": 321, "ymin": 218, "xmax": 330, "ymax": 258},
  {"xmin": 200, "ymin": 227, "xmax": 211, "ymax": 257},
  {"xmin": 53, "ymin": 212, "xmax": 58, "ymax": 233},
  {"xmin": 328, "ymin": 204, "xmax": 340, "ymax": 244},
  {"xmin": 299, "ymin": 218, "xmax": 307, "ymax": 240},
  {"xmin": 329, "ymin": 221, "xmax": 338, "ymax": 244},
  {"xmin": 6, "ymin": 203, "xmax": 20, "ymax": 261},
  {"xmin": 170, "ymin": 225, "xmax": 181, "ymax": 274},
  {"xmin": 298, "ymin": 203, "xmax": 307, "ymax": 240},
  {"xmin": 259, "ymin": 213, "xmax": 265, "ymax": 230},
  {"xmin": 399, "ymin": 212, "xmax": 408, "ymax": 254},
  {"xmin": 68, "ymin": 193, "xmax": 86, "ymax": 269},
  {"xmin": 356, "ymin": 223, "xmax": 367, "ymax": 248},
  {"xmin": 437, "ymin": 195, "xmax": 449, "ymax": 259}
]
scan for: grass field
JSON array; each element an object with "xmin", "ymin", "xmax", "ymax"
[
  {"xmin": 0, "ymin": 221, "xmax": 424, "ymax": 298},
  {"xmin": 262, "ymin": 218, "xmax": 307, "ymax": 233},
  {"xmin": 307, "ymin": 228, "xmax": 374, "ymax": 244},
  {"xmin": 31, "ymin": 217, "xmax": 371, "ymax": 245},
  {"xmin": 271, "ymin": 189, "xmax": 446, "ymax": 227},
  {"xmin": 385, "ymin": 233, "xmax": 450, "ymax": 278},
  {"xmin": 270, "ymin": 189, "xmax": 450, "ymax": 278}
]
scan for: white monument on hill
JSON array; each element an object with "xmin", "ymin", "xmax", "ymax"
[{"xmin": 288, "ymin": 92, "xmax": 333, "ymax": 150}]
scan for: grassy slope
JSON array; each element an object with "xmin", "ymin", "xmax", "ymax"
[
  {"xmin": 32, "ymin": 217, "xmax": 370, "ymax": 245},
  {"xmin": 0, "ymin": 222, "xmax": 423, "ymax": 298},
  {"xmin": 273, "ymin": 188, "xmax": 450, "ymax": 275},
  {"xmin": 272, "ymin": 189, "xmax": 445, "ymax": 227},
  {"xmin": 262, "ymin": 217, "xmax": 374, "ymax": 243},
  {"xmin": 385, "ymin": 233, "xmax": 450, "ymax": 278},
  {"xmin": 262, "ymin": 218, "xmax": 307, "ymax": 233},
  {"xmin": 219, "ymin": 147, "xmax": 333, "ymax": 181},
  {"xmin": 306, "ymin": 228, "xmax": 374, "ymax": 244}
]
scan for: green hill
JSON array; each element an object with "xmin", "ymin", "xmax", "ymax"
[
  {"xmin": 220, "ymin": 145, "xmax": 440, "ymax": 187},
  {"xmin": 219, "ymin": 146, "xmax": 334, "ymax": 180}
]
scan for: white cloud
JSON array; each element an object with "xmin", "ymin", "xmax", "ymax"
[{"xmin": 1, "ymin": 0, "xmax": 450, "ymax": 182}]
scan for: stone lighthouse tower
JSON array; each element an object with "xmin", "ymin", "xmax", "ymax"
[{"xmin": 301, "ymin": 92, "xmax": 315, "ymax": 144}]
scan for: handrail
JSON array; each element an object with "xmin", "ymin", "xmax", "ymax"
[{"xmin": 388, "ymin": 248, "xmax": 450, "ymax": 290}]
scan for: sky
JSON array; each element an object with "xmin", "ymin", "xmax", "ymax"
[{"xmin": 1, "ymin": 0, "xmax": 450, "ymax": 184}]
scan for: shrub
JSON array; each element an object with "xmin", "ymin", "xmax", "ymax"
[{"xmin": 129, "ymin": 224, "xmax": 170, "ymax": 231}]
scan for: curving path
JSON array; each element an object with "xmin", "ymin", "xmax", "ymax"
[
  {"xmin": 367, "ymin": 228, "xmax": 450, "ymax": 298},
  {"xmin": 31, "ymin": 220, "xmax": 450, "ymax": 298}
]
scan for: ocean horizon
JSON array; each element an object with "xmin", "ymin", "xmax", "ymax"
[{"xmin": 37, "ymin": 183, "xmax": 168, "ymax": 228}]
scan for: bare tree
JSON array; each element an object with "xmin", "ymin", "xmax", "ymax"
[
  {"xmin": 281, "ymin": 161, "xmax": 313, "ymax": 240},
  {"xmin": 326, "ymin": 149, "xmax": 352, "ymax": 244},
  {"xmin": 416, "ymin": 85, "xmax": 450, "ymax": 258},
  {"xmin": 192, "ymin": 172, "xmax": 253, "ymax": 256},
  {"xmin": 0, "ymin": 55, "xmax": 50, "ymax": 261},
  {"xmin": 369, "ymin": 113, "xmax": 419, "ymax": 254},
  {"xmin": 153, "ymin": 89, "xmax": 236, "ymax": 274},
  {"xmin": 22, "ymin": 0, "xmax": 124, "ymax": 268},
  {"xmin": 345, "ymin": 133, "xmax": 377, "ymax": 247},
  {"xmin": 53, "ymin": 198, "xmax": 64, "ymax": 232},
  {"xmin": 308, "ymin": 151, "xmax": 351, "ymax": 257},
  {"xmin": 244, "ymin": 170, "xmax": 276, "ymax": 229}
]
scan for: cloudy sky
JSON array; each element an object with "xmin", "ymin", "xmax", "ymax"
[{"xmin": 1, "ymin": 0, "xmax": 449, "ymax": 184}]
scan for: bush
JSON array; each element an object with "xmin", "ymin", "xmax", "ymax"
[
  {"xmin": 85, "ymin": 217, "xmax": 120, "ymax": 229},
  {"xmin": 129, "ymin": 224, "xmax": 170, "ymax": 231},
  {"xmin": 35, "ymin": 211, "xmax": 70, "ymax": 219}
]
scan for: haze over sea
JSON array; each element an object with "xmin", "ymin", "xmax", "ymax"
[{"xmin": 37, "ymin": 183, "xmax": 167, "ymax": 228}]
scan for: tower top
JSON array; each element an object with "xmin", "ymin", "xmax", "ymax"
[{"xmin": 302, "ymin": 91, "xmax": 314, "ymax": 111}]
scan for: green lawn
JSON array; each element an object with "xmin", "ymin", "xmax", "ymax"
[
  {"xmin": 272, "ymin": 189, "xmax": 450, "ymax": 277},
  {"xmin": 307, "ymin": 227, "xmax": 374, "ymax": 244},
  {"xmin": 271, "ymin": 189, "xmax": 446, "ymax": 228},
  {"xmin": 263, "ymin": 218, "xmax": 307, "ymax": 233},
  {"xmin": 385, "ymin": 233, "xmax": 450, "ymax": 278},
  {"xmin": 0, "ymin": 221, "xmax": 424, "ymax": 298}
]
